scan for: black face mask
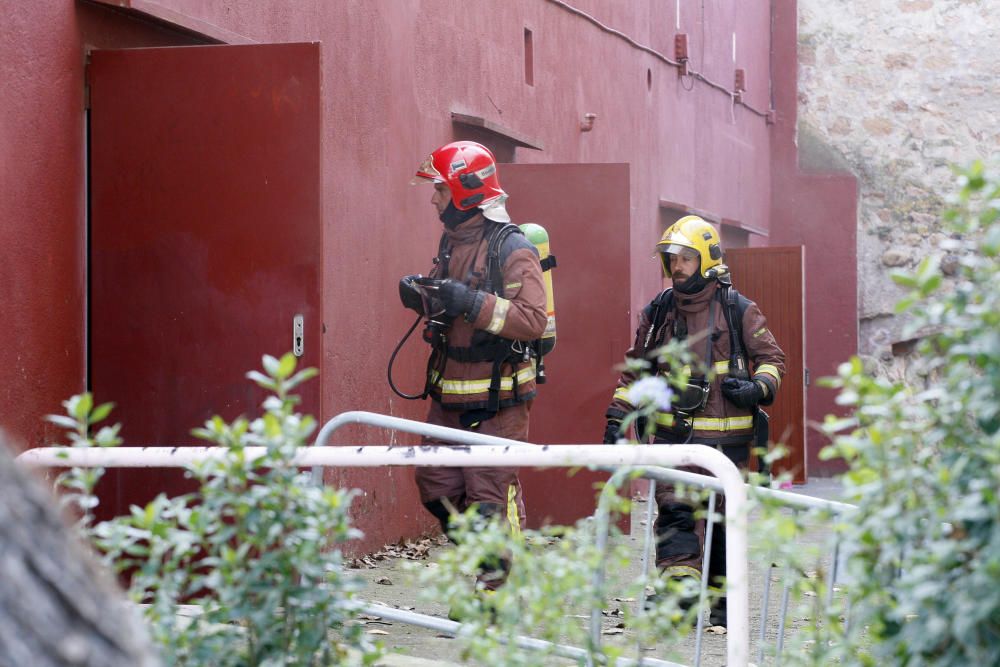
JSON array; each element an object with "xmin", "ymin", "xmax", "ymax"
[
  {"xmin": 672, "ymin": 255, "xmax": 708, "ymax": 294},
  {"xmin": 439, "ymin": 201, "xmax": 480, "ymax": 229},
  {"xmin": 674, "ymin": 271, "xmax": 708, "ymax": 294}
]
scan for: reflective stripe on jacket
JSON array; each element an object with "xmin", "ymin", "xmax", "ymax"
[
  {"xmin": 427, "ymin": 214, "xmax": 547, "ymax": 411},
  {"xmin": 606, "ymin": 281, "xmax": 786, "ymax": 444}
]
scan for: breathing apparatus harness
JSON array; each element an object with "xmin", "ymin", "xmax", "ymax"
[
  {"xmin": 387, "ymin": 221, "xmax": 553, "ymax": 422},
  {"xmin": 640, "ymin": 275, "xmax": 751, "ymax": 443}
]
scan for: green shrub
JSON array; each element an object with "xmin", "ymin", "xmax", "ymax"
[
  {"xmin": 53, "ymin": 353, "xmax": 380, "ymax": 666},
  {"xmin": 813, "ymin": 162, "xmax": 1000, "ymax": 666},
  {"xmin": 413, "ymin": 472, "xmax": 703, "ymax": 666}
]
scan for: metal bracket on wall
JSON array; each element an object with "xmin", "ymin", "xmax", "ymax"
[{"xmin": 293, "ymin": 315, "xmax": 304, "ymax": 357}]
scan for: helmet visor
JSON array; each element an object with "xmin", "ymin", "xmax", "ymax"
[
  {"xmin": 662, "ymin": 244, "xmax": 699, "ymax": 259},
  {"xmin": 659, "ymin": 244, "xmax": 700, "ymax": 275},
  {"xmin": 411, "ymin": 155, "xmax": 443, "ymax": 184}
]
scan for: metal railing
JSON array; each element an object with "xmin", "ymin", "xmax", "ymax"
[
  {"xmin": 18, "ymin": 410, "xmax": 750, "ymax": 666},
  {"xmin": 18, "ymin": 410, "xmax": 857, "ymax": 665},
  {"xmin": 311, "ymin": 412, "xmax": 857, "ymax": 666}
]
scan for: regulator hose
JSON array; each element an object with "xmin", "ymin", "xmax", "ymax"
[{"xmin": 387, "ymin": 313, "xmax": 430, "ymax": 400}]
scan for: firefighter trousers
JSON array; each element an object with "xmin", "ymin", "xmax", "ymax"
[{"xmin": 652, "ymin": 441, "xmax": 749, "ymax": 587}]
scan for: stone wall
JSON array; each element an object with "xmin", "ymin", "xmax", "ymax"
[{"xmin": 796, "ymin": 0, "xmax": 998, "ymax": 373}]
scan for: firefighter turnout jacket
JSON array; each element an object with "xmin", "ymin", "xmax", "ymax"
[
  {"xmin": 606, "ymin": 280, "xmax": 785, "ymax": 444},
  {"xmin": 428, "ymin": 214, "xmax": 548, "ymax": 412}
]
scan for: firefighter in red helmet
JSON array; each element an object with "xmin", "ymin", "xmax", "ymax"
[{"xmin": 399, "ymin": 141, "xmax": 547, "ymax": 594}]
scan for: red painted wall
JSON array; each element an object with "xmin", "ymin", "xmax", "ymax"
[
  {"xmin": 0, "ymin": 3, "xmax": 203, "ymax": 451},
  {"xmin": 1, "ymin": 1, "xmax": 854, "ymax": 552},
  {"xmin": 116, "ymin": 1, "xmax": 776, "ymax": 549}
]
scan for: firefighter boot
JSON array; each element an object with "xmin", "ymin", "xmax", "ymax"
[
  {"xmin": 645, "ymin": 565, "xmax": 701, "ymax": 614},
  {"xmin": 708, "ymin": 597, "xmax": 727, "ymax": 628}
]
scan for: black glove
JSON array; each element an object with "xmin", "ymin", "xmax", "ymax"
[
  {"xmin": 721, "ymin": 377, "xmax": 765, "ymax": 410},
  {"xmin": 399, "ymin": 275, "xmax": 424, "ymax": 313},
  {"xmin": 603, "ymin": 420, "xmax": 622, "ymax": 444},
  {"xmin": 438, "ymin": 279, "xmax": 479, "ymax": 318}
]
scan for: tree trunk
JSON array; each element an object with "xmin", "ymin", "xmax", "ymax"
[{"xmin": 0, "ymin": 436, "xmax": 158, "ymax": 667}]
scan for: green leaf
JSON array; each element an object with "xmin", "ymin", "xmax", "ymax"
[
  {"xmin": 262, "ymin": 354, "xmax": 281, "ymax": 377},
  {"xmin": 89, "ymin": 401, "xmax": 115, "ymax": 424},
  {"xmin": 246, "ymin": 370, "xmax": 277, "ymax": 390},
  {"xmin": 46, "ymin": 415, "xmax": 79, "ymax": 430},
  {"xmin": 66, "ymin": 393, "xmax": 93, "ymax": 421},
  {"xmin": 285, "ymin": 367, "xmax": 319, "ymax": 391},
  {"xmin": 277, "ymin": 352, "xmax": 296, "ymax": 379},
  {"xmin": 94, "ymin": 424, "xmax": 122, "ymax": 447}
]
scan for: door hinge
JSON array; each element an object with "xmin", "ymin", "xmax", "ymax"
[
  {"xmin": 293, "ymin": 314, "xmax": 304, "ymax": 357},
  {"xmin": 804, "ymin": 367, "xmax": 810, "ymax": 387}
]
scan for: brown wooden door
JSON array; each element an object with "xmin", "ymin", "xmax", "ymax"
[
  {"xmin": 501, "ymin": 163, "xmax": 632, "ymax": 528},
  {"xmin": 88, "ymin": 43, "xmax": 322, "ymax": 516},
  {"xmin": 725, "ymin": 247, "xmax": 806, "ymax": 483}
]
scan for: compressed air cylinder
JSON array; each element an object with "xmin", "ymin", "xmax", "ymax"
[{"xmin": 519, "ymin": 223, "xmax": 556, "ymax": 355}]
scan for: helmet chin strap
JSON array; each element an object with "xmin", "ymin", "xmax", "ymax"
[{"xmin": 439, "ymin": 201, "xmax": 480, "ymax": 229}]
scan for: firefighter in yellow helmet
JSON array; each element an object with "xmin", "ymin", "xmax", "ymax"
[{"xmin": 603, "ymin": 215, "xmax": 786, "ymax": 627}]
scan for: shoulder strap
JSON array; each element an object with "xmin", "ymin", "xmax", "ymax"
[
  {"xmin": 642, "ymin": 288, "xmax": 674, "ymax": 353},
  {"xmin": 484, "ymin": 222, "xmax": 523, "ymax": 295},
  {"xmin": 433, "ymin": 233, "xmax": 451, "ymax": 279},
  {"xmin": 720, "ymin": 285, "xmax": 752, "ymax": 380}
]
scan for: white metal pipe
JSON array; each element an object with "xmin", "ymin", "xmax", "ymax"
[
  {"xmin": 19, "ymin": 442, "xmax": 750, "ymax": 666},
  {"xmin": 758, "ymin": 564, "xmax": 773, "ymax": 665},
  {"xmin": 693, "ymin": 490, "xmax": 717, "ymax": 665},
  {"xmin": 314, "ymin": 410, "xmax": 534, "ymax": 449},
  {"xmin": 633, "ymin": 477, "xmax": 658, "ymax": 661},
  {"xmin": 363, "ymin": 602, "xmax": 689, "ymax": 667},
  {"xmin": 310, "ymin": 410, "xmax": 545, "ymax": 485},
  {"xmin": 315, "ymin": 412, "xmax": 855, "ymax": 515},
  {"xmin": 637, "ymin": 466, "xmax": 855, "ymax": 515}
]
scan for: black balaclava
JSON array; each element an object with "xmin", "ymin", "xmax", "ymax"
[
  {"xmin": 439, "ymin": 201, "xmax": 480, "ymax": 229},
  {"xmin": 672, "ymin": 256, "xmax": 710, "ymax": 294}
]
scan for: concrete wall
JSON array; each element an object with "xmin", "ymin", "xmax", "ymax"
[{"xmin": 797, "ymin": 0, "xmax": 999, "ymax": 374}]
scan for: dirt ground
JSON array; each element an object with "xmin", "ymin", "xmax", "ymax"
[{"xmin": 350, "ymin": 480, "xmax": 844, "ymax": 666}]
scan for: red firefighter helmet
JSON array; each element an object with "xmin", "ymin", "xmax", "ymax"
[{"xmin": 413, "ymin": 141, "xmax": 507, "ymax": 212}]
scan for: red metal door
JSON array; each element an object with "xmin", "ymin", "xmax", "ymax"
[
  {"xmin": 725, "ymin": 247, "xmax": 807, "ymax": 483},
  {"xmin": 501, "ymin": 163, "xmax": 632, "ymax": 528},
  {"xmin": 88, "ymin": 43, "xmax": 321, "ymax": 516}
]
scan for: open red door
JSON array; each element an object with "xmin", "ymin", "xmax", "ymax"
[
  {"xmin": 726, "ymin": 247, "xmax": 807, "ymax": 483},
  {"xmin": 88, "ymin": 43, "xmax": 322, "ymax": 516},
  {"xmin": 501, "ymin": 163, "xmax": 632, "ymax": 528}
]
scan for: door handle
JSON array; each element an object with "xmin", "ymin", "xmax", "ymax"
[{"xmin": 293, "ymin": 314, "xmax": 304, "ymax": 357}]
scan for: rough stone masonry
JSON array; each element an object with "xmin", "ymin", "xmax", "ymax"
[{"xmin": 796, "ymin": 0, "xmax": 999, "ymax": 378}]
